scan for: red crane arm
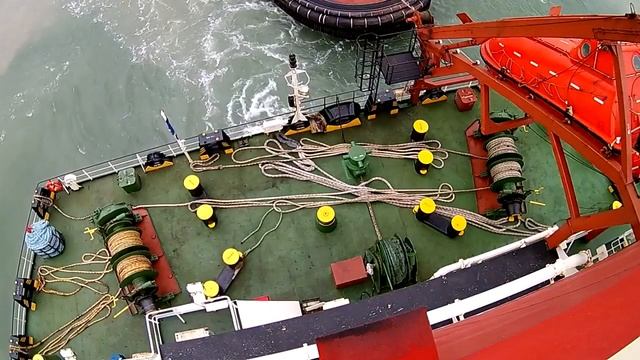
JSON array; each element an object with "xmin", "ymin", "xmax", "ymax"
[
  {"xmin": 407, "ymin": 8, "xmax": 640, "ymax": 248},
  {"xmin": 416, "ymin": 13, "xmax": 640, "ymax": 42}
]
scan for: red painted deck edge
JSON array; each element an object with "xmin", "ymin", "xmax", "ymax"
[
  {"xmin": 434, "ymin": 243, "xmax": 640, "ymax": 359},
  {"xmin": 317, "ymin": 308, "xmax": 439, "ymax": 360},
  {"xmin": 134, "ymin": 208, "xmax": 181, "ymax": 298},
  {"xmin": 465, "ymin": 120, "xmax": 500, "ymax": 214}
]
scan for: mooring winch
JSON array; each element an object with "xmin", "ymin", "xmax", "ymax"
[
  {"xmin": 93, "ymin": 203, "xmax": 158, "ymax": 314},
  {"xmin": 364, "ymin": 235, "xmax": 417, "ymax": 294},
  {"xmin": 485, "ymin": 134, "xmax": 530, "ymax": 219}
]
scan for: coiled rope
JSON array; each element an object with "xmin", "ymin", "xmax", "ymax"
[
  {"xmin": 106, "ymin": 230, "xmax": 143, "ymax": 255},
  {"xmin": 36, "ymin": 249, "xmax": 112, "ymax": 296},
  {"xmin": 115, "ymin": 255, "xmax": 153, "ymax": 281},
  {"xmin": 486, "ymin": 136, "xmax": 524, "ymax": 186},
  {"xmin": 13, "ymin": 251, "xmax": 117, "ymax": 356},
  {"xmin": 105, "ymin": 229, "xmax": 154, "ymax": 283},
  {"xmin": 486, "ymin": 136, "xmax": 519, "ymax": 158},
  {"xmin": 490, "ymin": 161, "xmax": 523, "ymax": 183},
  {"xmin": 11, "ymin": 291, "xmax": 121, "ymax": 356}
]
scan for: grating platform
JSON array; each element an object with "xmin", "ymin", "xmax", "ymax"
[
  {"xmin": 160, "ymin": 241, "xmax": 557, "ymax": 359},
  {"xmin": 380, "ymin": 52, "xmax": 421, "ymax": 85}
]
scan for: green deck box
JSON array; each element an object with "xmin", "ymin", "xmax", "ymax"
[{"xmin": 118, "ymin": 168, "xmax": 142, "ymax": 193}]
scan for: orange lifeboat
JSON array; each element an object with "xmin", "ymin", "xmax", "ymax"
[{"xmin": 480, "ymin": 37, "xmax": 640, "ymax": 176}]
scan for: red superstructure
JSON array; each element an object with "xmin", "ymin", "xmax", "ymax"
[
  {"xmin": 394, "ymin": 8, "xmax": 640, "ymax": 357},
  {"xmin": 408, "ymin": 8, "xmax": 640, "ymax": 250},
  {"xmin": 480, "ymin": 37, "xmax": 640, "ymax": 177}
]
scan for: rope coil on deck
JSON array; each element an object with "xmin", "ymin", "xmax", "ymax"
[
  {"xmin": 13, "ymin": 251, "xmax": 118, "ymax": 356},
  {"xmin": 11, "ymin": 291, "xmax": 121, "ymax": 356},
  {"xmin": 36, "ymin": 249, "xmax": 112, "ymax": 296}
]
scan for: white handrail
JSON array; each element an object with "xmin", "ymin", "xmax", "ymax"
[
  {"xmin": 427, "ymin": 251, "xmax": 590, "ymax": 325},
  {"xmin": 431, "ymin": 225, "xmax": 559, "ymax": 279}
]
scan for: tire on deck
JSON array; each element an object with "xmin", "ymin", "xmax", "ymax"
[{"xmin": 273, "ymin": 0, "xmax": 432, "ymax": 38}]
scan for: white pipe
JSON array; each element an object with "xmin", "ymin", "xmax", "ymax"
[
  {"xmin": 430, "ymin": 225, "xmax": 559, "ymax": 279},
  {"xmin": 427, "ymin": 251, "xmax": 590, "ymax": 325}
]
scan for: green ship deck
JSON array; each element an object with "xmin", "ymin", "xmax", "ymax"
[{"xmin": 18, "ymin": 93, "xmax": 620, "ymax": 359}]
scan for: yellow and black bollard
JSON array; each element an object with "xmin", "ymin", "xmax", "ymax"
[
  {"xmin": 196, "ymin": 204, "xmax": 217, "ymax": 229},
  {"xmin": 415, "ymin": 198, "xmax": 467, "ymax": 238},
  {"xmin": 222, "ymin": 248, "xmax": 244, "ymax": 268},
  {"xmin": 447, "ymin": 215, "xmax": 467, "ymax": 237},
  {"xmin": 203, "ymin": 280, "xmax": 220, "ymax": 299},
  {"xmin": 184, "ymin": 175, "xmax": 204, "ymax": 197},
  {"xmin": 414, "ymin": 197, "xmax": 436, "ymax": 222},
  {"xmin": 410, "ymin": 119, "xmax": 429, "ymax": 142},
  {"xmin": 414, "ymin": 149, "xmax": 434, "ymax": 175},
  {"xmin": 215, "ymin": 248, "xmax": 245, "ymax": 295},
  {"xmin": 316, "ymin": 206, "xmax": 337, "ymax": 232}
]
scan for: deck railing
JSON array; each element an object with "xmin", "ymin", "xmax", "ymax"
[{"xmin": 11, "ymin": 88, "xmax": 372, "ymax": 336}]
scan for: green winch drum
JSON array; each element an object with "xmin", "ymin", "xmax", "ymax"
[
  {"xmin": 484, "ymin": 135, "xmax": 525, "ymax": 192},
  {"xmin": 484, "ymin": 134, "xmax": 529, "ymax": 218},
  {"xmin": 93, "ymin": 203, "xmax": 158, "ymax": 312},
  {"xmin": 364, "ymin": 235, "xmax": 417, "ymax": 294}
]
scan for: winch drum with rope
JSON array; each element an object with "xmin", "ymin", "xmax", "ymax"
[
  {"xmin": 364, "ymin": 235, "xmax": 417, "ymax": 294},
  {"xmin": 484, "ymin": 134, "xmax": 529, "ymax": 219},
  {"xmin": 93, "ymin": 203, "xmax": 158, "ymax": 313}
]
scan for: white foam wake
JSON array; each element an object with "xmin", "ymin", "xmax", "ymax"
[{"xmin": 56, "ymin": 0, "xmax": 358, "ymax": 129}]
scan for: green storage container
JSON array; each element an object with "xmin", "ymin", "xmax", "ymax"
[{"xmin": 118, "ymin": 168, "xmax": 142, "ymax": 193}]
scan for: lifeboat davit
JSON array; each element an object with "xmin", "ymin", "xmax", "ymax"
[
  {"xmin": 273, "ymin": 0, "xmax": 431, "ymax": 38},
  {"xmin": 480, "ymin": 38, "xmax": 640, "ymax": 177}
]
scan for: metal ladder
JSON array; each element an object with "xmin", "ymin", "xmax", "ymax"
[{"xmin": 355, "ymin": 35, "xmax": 383, "ymax": 95}]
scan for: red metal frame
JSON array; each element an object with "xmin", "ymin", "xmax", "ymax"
[{"xmin": 407, "ymin": 10, "xmax": 640, "ymax": 248}]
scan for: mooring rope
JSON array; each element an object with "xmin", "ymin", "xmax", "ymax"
[
  {"xmin": 11, "ymin": 291, "xmax": 121, "ymax": 356},
  {"xmin": 33, "ymin": 194, "xmax": 93, "ymax": 221},
  {"xmin": 189, "ymin": 138, "xmax": 485, "ymax": 172},
  {"xmin": 240, "ymin": 206, "xmax": 285, "ymax": 256},
  {"xmin": 138, "ymin": 158, "xmax": 544, "ymax": 236},
  {"xmin": 36, "ymin": 249, "xmax": 112, "ymax": 297}
]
